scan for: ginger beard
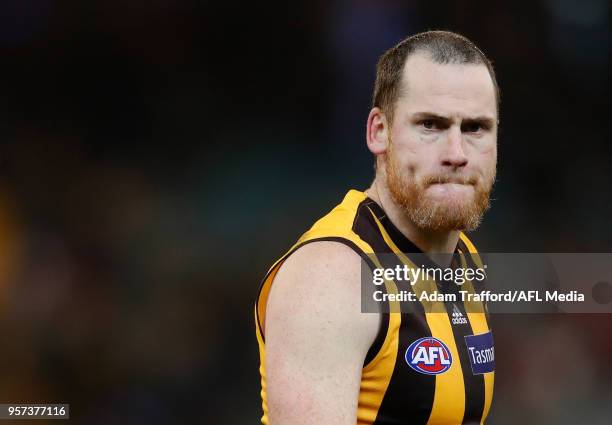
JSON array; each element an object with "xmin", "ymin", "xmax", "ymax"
[{"xmin": 384, "ymin": 139, "xmax": 495, "ymax": 232}]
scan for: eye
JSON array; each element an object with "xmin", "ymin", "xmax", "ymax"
[
  {"xmin": 421, "ymin": 119, "xmax": 435, "ymax": 130},
  {"xmin": 462, "ymin": 122, "xmax": 483, "ymax": 133}
]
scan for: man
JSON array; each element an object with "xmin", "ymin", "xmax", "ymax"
[{"xmin": 255, "ymin": 31, "xmax": 499, "ymax": 424}]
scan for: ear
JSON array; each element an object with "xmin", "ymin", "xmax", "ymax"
[{"xmin": 366, "ymin": 107, "xmax": 389, "ymax": 155}]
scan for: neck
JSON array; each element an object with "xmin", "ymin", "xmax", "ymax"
[{"xmin": 365, "ymin": 177, "xmax": 460, "ymax": 254}]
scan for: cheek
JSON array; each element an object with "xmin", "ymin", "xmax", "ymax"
[
  {"xmin": 472, "ymin": 140, "xmax": 497, "ymax": 165},
  {"xmin": 390, "ymin": 128, "xmax": 441, "ymax": 178},
  {"xmin": 477, "ymin": 136, "xmax": 497, "ymax": 155},
  {"xmin": 390, "ymin": 151, "xmax": 418, "ymax": 179},
  {"xmin": 485, "ymin": 145, "xmax": 497, "ymax": 167},
  {"xmin": 391, "ymin": 124, "xmax": 422, "ymax": 152},
  {"xmin": 475, "ymin": 149, "xmax": 497, "ymax": 180}
]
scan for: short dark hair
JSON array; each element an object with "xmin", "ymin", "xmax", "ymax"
[{"xmin": 372, "ymin": 30, "xmax": 500, "ymax": 125}]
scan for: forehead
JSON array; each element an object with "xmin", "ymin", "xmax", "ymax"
[{"xmin": 398, "ymin": 52, "xmax": 497, "ymax": 118}]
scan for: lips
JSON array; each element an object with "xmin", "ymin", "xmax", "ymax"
[
  {"xmin": 430, "ymin": 181, "xmax": 472, "ymax": 186},
  {"xmin": 426, "ymin": 178, "xmax": 477, "ymax": 187},
  {"xmin": 428, "ymin": 182, "xmax": 474, "ymax": 191},
  {"xmin": 425, "ymin": 181, "xmax": 476, "ymax": 197}
]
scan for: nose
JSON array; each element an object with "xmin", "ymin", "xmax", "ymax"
[{"xmin": 441, "ymin": 126, "xmax": 468, "ymax": 169}]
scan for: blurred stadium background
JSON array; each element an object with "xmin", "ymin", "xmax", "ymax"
[{"xmin": 0, "ymin": 0, "xmax": 610, "ymax": 424}]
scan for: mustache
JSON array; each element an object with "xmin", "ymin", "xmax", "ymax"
[{"xmin": 422, "ymin": 175, "xmax": 479, "ymax": 186}]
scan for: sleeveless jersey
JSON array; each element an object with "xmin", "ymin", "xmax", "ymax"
[{"xmin": 255, "ymin": 189, "xmax": 494, "ymax": 424}]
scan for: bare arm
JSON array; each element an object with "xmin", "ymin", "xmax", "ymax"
[{"xmin": 264, "ymin": 242, "xmax": 380, "ymax": 425}]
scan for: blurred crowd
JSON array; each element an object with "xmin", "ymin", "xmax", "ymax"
[{"xmin": 0, "ymin": 1, "xmax": 609, "ymax": 424}]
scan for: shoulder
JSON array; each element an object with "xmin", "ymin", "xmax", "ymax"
[
  {"xmin": 275, "ymin": 240, "xmax": 364, "ymax": 289},
  {"xmin": 265, "ymin": 240, "xmax": 378, "ymax": 351},
  {"xmin": 268, "ymin": 240, "xmax": 368, "ymax": 317}
]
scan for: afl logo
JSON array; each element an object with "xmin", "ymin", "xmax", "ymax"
[{"xmin": 405, "ymin": 337, "xmax": 453, "ymax": 375}]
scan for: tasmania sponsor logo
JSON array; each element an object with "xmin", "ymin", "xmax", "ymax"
[
  {"xmin": 464, "ymin": 330, "xmax": 495, "ymax": 374},
  {"xmin": 405, "ymin": 337, "xmax": 453, "ymax": 375},
  {"xmin": 451, "ymin": 304, "xmax": 468, "ymax": 325}
]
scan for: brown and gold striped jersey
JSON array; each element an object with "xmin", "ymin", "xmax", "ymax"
[{"xmin": 255, "ymin": 189, "xmax": 494, "ymax": 424}]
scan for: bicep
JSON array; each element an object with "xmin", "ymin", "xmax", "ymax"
[{"xmin": 264, "ymin": 242, "xmax": 379, "ymax": 425}]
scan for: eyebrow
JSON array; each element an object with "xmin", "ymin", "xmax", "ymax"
[{"xmin": 411, "ymin": 112, "xmax": 496, "ymax": 128}]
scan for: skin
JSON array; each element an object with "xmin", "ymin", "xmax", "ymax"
[
  {"xmin": 265, "ymin": 242, "xmax": 378, "ymax": 425},
  {"xmin": 366, "ymin": 52, "xmax": 498, "ymax": 253},
  {"xmin": 265, "ymin": 52, "xmax": 498, "ymax": 424}
]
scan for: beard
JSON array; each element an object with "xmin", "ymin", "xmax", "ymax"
[{"xmin": 384, "ymin": 143, "xmax": 495, "ymax": 232}]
